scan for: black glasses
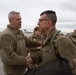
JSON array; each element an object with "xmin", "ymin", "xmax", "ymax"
[{"xmin": 39, "ymin": 19, "xmax": 49, "ymax": 22}]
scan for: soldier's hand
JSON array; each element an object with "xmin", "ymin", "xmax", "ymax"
[
  {"xmin": 37, "ymin": 46, "xmax": 42, "ymax": 50},
  {"xmin": 39, "ymin": 41, "xmax": 42, "ymax": 45},
  {"xmin": 26, "ymin": 56, "xmax": 32, "ymax": 66}
]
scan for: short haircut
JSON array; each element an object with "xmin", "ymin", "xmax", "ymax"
[
  {"xmin": 8, "ymin": 11, "xmax": 20, "ymax": 21},
  {"xmin": 40, "ymin": 10, "xmax": 57, "ymax": 26},
  {"xmin": 34, "ymin": 26, "xmax": 40, "ymax": 32}
]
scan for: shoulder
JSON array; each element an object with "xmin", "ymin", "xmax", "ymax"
[
  {"xmin": 1, "ymin": 28, "xmax": 13, "ymax": 36},
  {"xmin": 56, "ymin": 34, "xmax": 72, "ymax": 45},
  {"xmin": 66, "ymin": 31, "xmax": 76, "ymax": 37},
  {"xmin": 0, "ymin": 28, "xmax": 16, "ymax": 41}
]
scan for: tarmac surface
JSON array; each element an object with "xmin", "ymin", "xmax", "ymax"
[{"xmin": 0, "ymin": 58, "xmax": 4, "ymax": 75}]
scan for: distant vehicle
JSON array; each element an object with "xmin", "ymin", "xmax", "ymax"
[{"xmin": 21, "ymin": 29, "xmax": 33, "ymax": 32}]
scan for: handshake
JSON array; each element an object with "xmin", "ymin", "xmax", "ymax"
[
  {"xmin": 26, "ymin": 56, "xmax": 32, "ymax": 66},
  {"xmin": 25, "ymin": 53, "xmax": 42, "ymax": 67}
]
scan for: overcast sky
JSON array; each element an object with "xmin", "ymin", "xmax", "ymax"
[{"xmin": 0, "ymin": 0, "xmax": 76, "ymax": 32}]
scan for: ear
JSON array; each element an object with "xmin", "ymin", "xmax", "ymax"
[{"xmin": 47, "ymin": 20, "xmax": 51, "ymax": 27}]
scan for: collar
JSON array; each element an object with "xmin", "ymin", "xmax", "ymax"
[
  {"xmin": 7, "ymin": 25, "xmax": 21, "ymax": 34},
  {"xmin": 43, "ymin": 28, "xmax": 60, "ymax": 46}
]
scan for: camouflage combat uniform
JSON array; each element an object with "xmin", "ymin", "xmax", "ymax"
[
  {"xmin": 41, "ymin": 28, "xmax": 76, "ymax": 75},
  {"xmin": 29, "ymin": 34, "xmax": 45, "ymax": 68},
  {"xmin": 0, "ymin": 25, "xmax": 40, "ymax": 75}
]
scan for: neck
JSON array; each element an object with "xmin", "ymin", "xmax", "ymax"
[
  {"xmin": 45, "ymin": 27, "xmax": 55, "ymax": 36},
  {"xmin": 10, "ymin": 25, "xmax": 19, "ymax": 31}
]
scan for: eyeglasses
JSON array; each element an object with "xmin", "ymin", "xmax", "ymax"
[{"xmin": 39, "ymin": 19, "xmax": 49, "ymax": 22}]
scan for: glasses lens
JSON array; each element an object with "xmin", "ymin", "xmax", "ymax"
[{"xmin": 39, "ymin": 19, "xmax": 48, "ymax": 22}]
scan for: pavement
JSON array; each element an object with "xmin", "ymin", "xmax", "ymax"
[{"xmin": 0, "ymin": 58, "xmax": 4, "ymax": 75}]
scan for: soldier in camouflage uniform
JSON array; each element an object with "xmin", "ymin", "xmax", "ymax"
[
  {"xmin": 66, "ymin": 29, "xmax": 76, "ymax": 46},
  {"xmin": 28, "ymin": 26, "xmax": 44, "ymax": 68},
  {"xmin": 0, "ymin": 11, "xmax": 41, "ymax": 75},
  {"xmin": 37, "ymin": 10, "xmax": 76, "ymax": 75}
]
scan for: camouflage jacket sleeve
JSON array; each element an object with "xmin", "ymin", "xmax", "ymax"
[{"xmin": 24, "ymin": 36, "xmax": 41, "ymax": 47}]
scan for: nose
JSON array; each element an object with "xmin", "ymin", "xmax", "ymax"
[
  {"xmin": 19, "ymin": 20, "xmax": 21, "ymax": 23},
  {"xmin": 37, "ymin": 21, "xmax": 39, "ymax": 26}
]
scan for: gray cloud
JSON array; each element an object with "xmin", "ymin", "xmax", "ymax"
[
  {"xmin": 0, "ymin": 0, "xmax": 76, "ymax": 32},
  {"xmin": 58, "ymin": 0, "xmax": 76, "ymax": 11}
]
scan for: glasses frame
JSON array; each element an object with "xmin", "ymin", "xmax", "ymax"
[{"xmin": 39, "ymin": 19, "xmax": 49, "ymax": 22}]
